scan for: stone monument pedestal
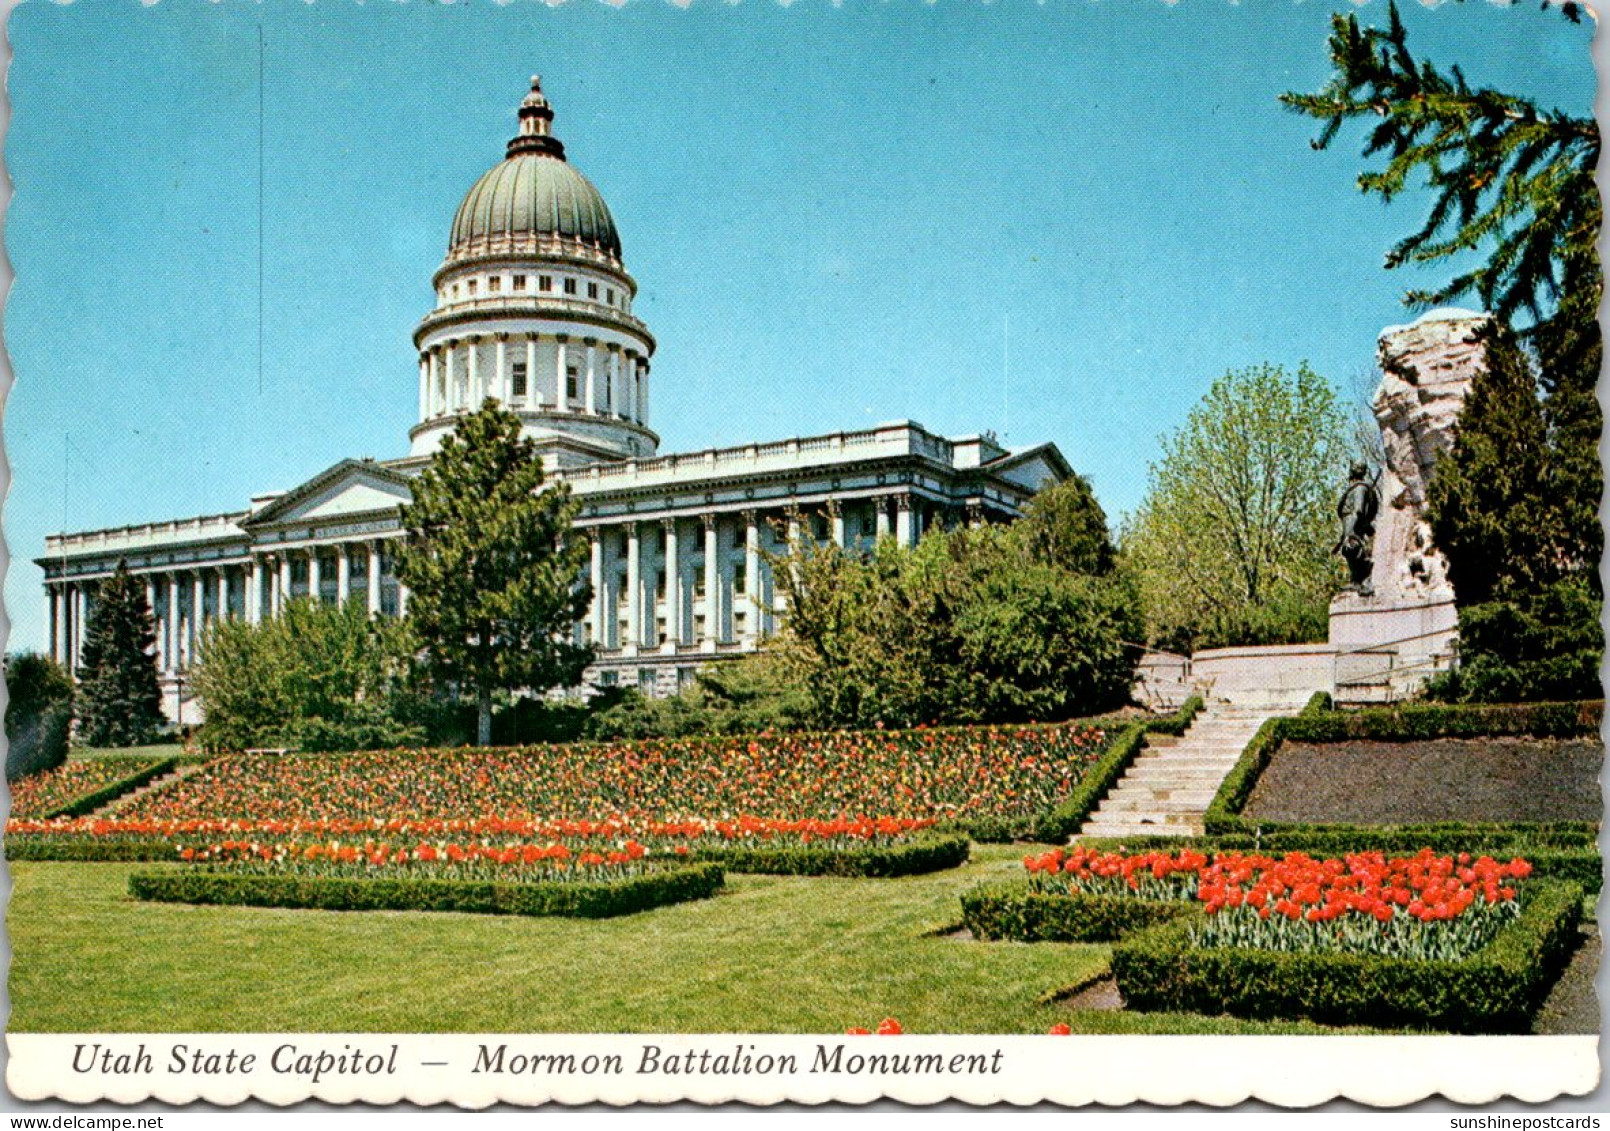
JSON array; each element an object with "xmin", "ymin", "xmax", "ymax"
[{"xmin": 1328, "ymin": 590, "xmax": 1458, "ymax": 705}]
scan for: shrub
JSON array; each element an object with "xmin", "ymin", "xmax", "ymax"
[
  {"xmin": 1111, "ymin": 880, "xmax": 1583, "ymax": 1033},
  {"xmin": 5, "ymin": 653, "xmax": 74, "ymax": 782},
  {"xmin": 1203, "ymin": 700, "xmax": 1603, "ymax": 836},
  {"xmin": 128, "ymin": 862, "xmax": 725, "ymax": 919},
  {"xmin": 694, "ymin": 835, "xmax": 968, "ymax": 877},
  {"xmin": 960, "ymin": 884, "xmax": 1195, "ymax": 943}
]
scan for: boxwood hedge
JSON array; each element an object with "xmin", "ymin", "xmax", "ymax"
[
  {"xmin": 128, "ymin": 862, "xmax": 725, "ymax": 919},
  {"xmin": 38, "ymin": 757, "xmax": 181, "ymax": 820},
  {"xmin": 693, "ymin": 835, "xmax": 968, "ymax": 877},
  {"xmin": 1203, "ymin": 699, "xmax": 1602, "ymax": 838},
  {"xmin": 960, "ymin": 883, "xmax": 1195, "ymax": 943},
  {"xmin": 1110, "ymin": 879, "xmax": 1584, "ymax": 1033}
]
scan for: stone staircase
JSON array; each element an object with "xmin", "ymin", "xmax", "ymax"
[{"xmin": 1077, "ymin": 702, "xmax": 1269, "ymax": 840}]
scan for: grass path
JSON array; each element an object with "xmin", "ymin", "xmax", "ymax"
[{"xmin": 8, "ymin": 845, "xmax": 1351, "ymax": 1035}]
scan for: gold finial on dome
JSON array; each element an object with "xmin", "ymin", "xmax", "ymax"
[{"xmin": 508, "ymin": 74, "xmax": 565, "ymax": 160}]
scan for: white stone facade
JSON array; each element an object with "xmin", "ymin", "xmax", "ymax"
[{"xmin": 38, "ymin": 78, "xmax": 1071, "ymax": 721}]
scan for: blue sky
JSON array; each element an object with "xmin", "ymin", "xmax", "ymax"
[{"xmin": 2, "ymin": 0, "xmax": 1595, "ymax": 654}]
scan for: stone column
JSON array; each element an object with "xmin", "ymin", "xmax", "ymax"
[
  {"xmin": 336, "ymin": 545, "xmax": 351, "ymax": 607},
  {"xmin": 217, "ymin": 568, "xmax": 230, "ymax": 623},
  {"xmin": 52, "ymin": 586, "xmax": 67, "ymax": 666},
  {"xmin": 744, "ymin": 510, "xmax": 761, "ymax": 645},
  {"xmin": 661, "ymin": 518, "xmax": 680, "ymax": 652},
  {"xmin": 494, "ymin": 334, "xmax": 508, "ymax": 404},
  {"xmin": 398, "ymin": 583, "xmax": 410, "ymax": 618},
  {"xmin": 74, "ymin": 585, "xmax": 90, "ymax": 673},
  {"xmin": 278, "ymin": 555, "xmax": 293, "ymax": 611},
  {"xmin": 589, "ymin": 531, "xmax": 605, "ymax": 647},
  {"xmin": 429, "ymin": 348, "xmax": 442, "ymax": 417},
  {"xmin": 555, "ymin": 336, "xmax": 569, "ymax": 409},
  {"xmin": 248, "ymin": 558, "xmax": 263, "ymax": 624},
  {"xmin": 896, "ymin": 494, "xmax": 916, "ymax": 547},
  {"xmin": 623, "ymin": 352, "xmax": 637, "ymax": 422},
  {"xmin": 191, "ymin": 571, "xmax": 206, "ymax": 652},
  {"xmin": 639, "ymin": 360, "xmax": 650, "ymax": 426},
  {"xmin": 827, "ymin": 499, "xmax": 847, "ymax": 548},
  {"xmin": 308, "ymin": 550, "xmax": 322, "ymax": 605},
  {"xmin": 466, "ymin": 336, "xmax": 481, "ymax": 408},
  {"xmin": 875, "ymin": 496, "xmax": 892, "ymax": 540},
  {"xmin": 367, "ymin": 541, "xmax": 382, "ymax": 615},
  {"xmin": 418, "ymin": 353, "xmax": 429, "ymax": 420},
  {"xmin": 167, "ymin": 573, "xmax": 182, "ymax": 672},
  {"xmin": 624, "ymin": 522, "xmax": 640, "ymax": 655},
  {"xmin": 584, "ymin": 339, "xmax": 598, "ymax": 415},
  {"xmin": 444, "ymin": 344, "xmax": 457, "ymax": 413},
  {"xmin": 526, "ymin": 334, "xmax": 539, "ymax": 408},
  {"xmin": 703, "ymin": 514, "xmax": 720, "ymax": 652},
  {"xmin": 606, "ymin": 346, "xmax": 620, "ymax": 416}
]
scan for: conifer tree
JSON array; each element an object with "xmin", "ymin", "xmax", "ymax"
[
  {"xmin": 394, "ymin": 399, "xmax": 594, "ymax": 745},
  {"xmin": 75, "ymin": 561, "xmax": 165, "ymax": 747},
  {"xmin": 1285, "ymin": 4, "xmax": 1602, "ymax": 700}
]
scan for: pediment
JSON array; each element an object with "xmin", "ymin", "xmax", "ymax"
[
  {"xmin": 243, "ymin": 460, "xmax": 413, "ymax": 528},
  {"xmin": 985, "ymin": 443, "xmax": 1073, "ymax": 492}
]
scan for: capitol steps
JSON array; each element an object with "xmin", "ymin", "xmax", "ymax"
[{"xmin": 1076, "ymin": 703, "xmax": 1270, "ymax": 841}]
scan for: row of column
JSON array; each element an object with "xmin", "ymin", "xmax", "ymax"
[
  {"xmin": 48, "ymin": 540, "xmax": 407, "ymax": 676},
  {"xmin": 418, "ymin": 334, "xmax": 648, "ymax": 424},
  {"xmin": 584, "ymin": 494, "xmax": 925, "ymax": 656}
]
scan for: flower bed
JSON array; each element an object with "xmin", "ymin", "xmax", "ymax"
[
  {"xmin": 1111, "ymin": 879, "xmax": 1582, "ymax": 1033},
  {"xmin": 129, "ymin": 861, "xmax": 726, "ymax": 919},
  {"xmin": 110, "ymin": 722, "xmax": 1114, "ymax": 827},
  {"xmin": 8, "ymin": 758, "xmax": 173, "ymax": 819},
  {"xmin": 7, "ymin": 815, "xmax": 969, "ymax": 876}
]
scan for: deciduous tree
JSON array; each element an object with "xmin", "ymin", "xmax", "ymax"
[{"xmin": 1121, "ymin": 364, "xmax": 1349, "ymax": 651}]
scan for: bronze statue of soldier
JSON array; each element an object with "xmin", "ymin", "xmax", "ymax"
[{"xmin": 1335, "ymin": 462, "xmax": 1380, "ymax": 595}]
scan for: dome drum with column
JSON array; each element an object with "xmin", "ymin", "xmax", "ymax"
[{"xmin": 408, "ymin": 76, "xmax": 656, "ymax": 466}]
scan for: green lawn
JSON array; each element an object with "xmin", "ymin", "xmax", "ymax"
[
  {"xmin": 68, "ymin": 743, "xmax": 187, "ymax": 763},
  {"xmin": 8, "ymin": 844, "xmax": 1357, "ymax": 1034}
]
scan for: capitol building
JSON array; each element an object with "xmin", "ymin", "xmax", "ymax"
[{"xmin": 40, "ymin": 78, "xmax": 1072, "ymax": 720}]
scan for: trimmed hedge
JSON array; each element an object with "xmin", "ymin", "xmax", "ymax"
[
  {"xmin": 960, "ymin": 883, "xmax": 1195, "ymax": 943},
  {"xmin": 128, "ymin": 862, "xmax": 725, "ymax": 919},
  {"xmin": 1111, "ymin": 880, "xmax": 1583, "ymax": 1033},
  {"xmin": 6, "ymin": 837, "xmax": 181, "ymax": 863},
  {"xmin": 41, "ymin": 758, "xmax": 181, "ymax": 820},
  {"xmin": 693, "ymin": 835, "xmax": 968, "ymax": 877},
  {"xmin": 1203, "ymin": 699, "xmax": 1603, "ymax": 837}
]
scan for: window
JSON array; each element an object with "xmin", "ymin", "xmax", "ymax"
[
  {"xmin": 539, "ymin": 275, "xmax": 553, "ymax": 292},
  {"xmin": 734, "ymin": 559, "xmax": 747, "ymax": 595},
  {"xmin": 600, "ymin": 670, "xmax": 618, "ymax": 687},
  {"xmin": 466, "ymin": 279, "xmax": 478, "ymax": 296},
  {"xmin": 587, "ymin": 281, "xmax": 599, "ymax": 299},
  {"xmin": 638, "ymin": 670, "xmax": 655, "ymax": 692},
  {"xmin": 657, "ymin": 569, "xmax": 667, "ymax": 598},
  {"xmin": 606, "ymin": 287, "xmax": 615, "ymax": 305},
  {"xmin": 488, "ymin": 276, "xmax": 501, "ymax": 292},
  {"xmin": 566, "ymin": 366, "xmax": 579, "ymax": 400},
  {"xmin": 513, "ymin": 275, "xmax": 527, "ymax": 291},
  {"xmin": 563, "ymin": 277, "xmax": 577, "ymax": 295},
  {"xmin": 511, "ymin": 362, "xmax": 528, "ymax": 398},
  {"xmin": 451, "ymin": 284, "xmax": 459, "ymax": 299}
]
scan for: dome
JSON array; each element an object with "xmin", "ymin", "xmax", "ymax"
[{"xmin": 446, "ymin": 77, "xmax": 622, "ymax": 262}]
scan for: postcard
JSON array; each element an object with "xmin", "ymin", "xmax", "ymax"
[{"xmin": 3, "ymin": 0, "xmax": 1601, "ymax": 1110}]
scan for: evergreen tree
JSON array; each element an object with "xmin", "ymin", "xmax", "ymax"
[
  {"xmin": 1286, "ymin": 5, "xmax": 1602, "ymax": 701},
  {"xmin": 394, "ymin": 399, "xmax": 594, "ymax": 745},
  {"xmin": 75, "ymin": 561, "xmax": 165, "ymax": 747}
]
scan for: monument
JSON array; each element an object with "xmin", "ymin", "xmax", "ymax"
[{"xmin": 1328, "ymin": 307, "xmax": 1492, "ymax": 702}]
